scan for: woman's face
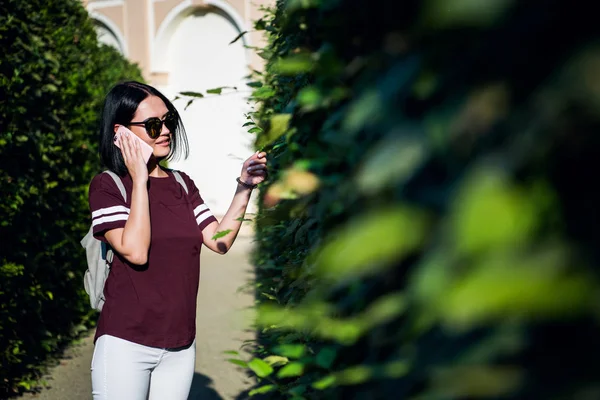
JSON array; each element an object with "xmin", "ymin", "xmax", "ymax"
[{"xmin": 128, "ymin": 95, "xmax": 172, "ymax": 159}]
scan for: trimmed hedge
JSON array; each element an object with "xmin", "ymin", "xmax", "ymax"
[
  {"xmin": 239, "ymin": 0, "xmax": 600, "ymax": 398},
  {"xmin": 0, "ymin": 0, "xmax": 142, "ymax": 395}
]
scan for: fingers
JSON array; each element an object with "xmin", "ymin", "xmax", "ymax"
[
  {"xmin": 120, "ymin": 132, "xmax": 141, "ymax": 163},
  {"xmin": 246, "ymin": 164, "xmax": 268, "ymax": 175}
]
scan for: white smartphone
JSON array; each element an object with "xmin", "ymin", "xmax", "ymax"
[{"xmin": 114, "ymin": 125, "xmax": 154, "ymax": 164}]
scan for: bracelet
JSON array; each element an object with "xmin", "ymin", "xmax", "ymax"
[{"xmin": 236, "ymin": 177, "xmax": 257, "ymax": 189}]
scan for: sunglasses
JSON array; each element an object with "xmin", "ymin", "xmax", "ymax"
[{"xmin": 128, "ymin": 112, "xmax": 177, "ymax": 139}]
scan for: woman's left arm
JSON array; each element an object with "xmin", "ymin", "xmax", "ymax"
[{"xmin": 202, "ymin": 151, "xmax": 268, "ymax": 254}]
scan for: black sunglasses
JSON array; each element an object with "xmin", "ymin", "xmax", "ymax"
[{"xmin": 128, "ymin": 112, "xmax": 177, "ymax": 139}]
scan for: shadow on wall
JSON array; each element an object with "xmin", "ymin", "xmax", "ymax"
[{"xmin": 187, "ymin": 373, "xmax": 223, "ymax": 400}]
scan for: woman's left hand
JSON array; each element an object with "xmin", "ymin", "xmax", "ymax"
[{"xmin": 239, "ymin": 151, "xmax": 268, "ymax": 187}]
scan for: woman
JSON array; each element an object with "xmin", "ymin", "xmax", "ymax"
[{"xmin": 88, "ymin": 81, "xmax": 267, "ymax": 399}]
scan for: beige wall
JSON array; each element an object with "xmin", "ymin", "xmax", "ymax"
[{"xmin": 86, "ymin": 0, "xmax": 272, "ymax": 83}]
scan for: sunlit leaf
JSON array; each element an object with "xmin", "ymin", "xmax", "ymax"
[
  {"xmin": 451, "ymin": 169, "xmax": 541, "ymax": 255},
  {"xmin": 336, "ymin": 365, "xmax": 373, "ymax": 385},
  {"xmin": 272, "ymin": 55, "xmax": 314, "ymax": 75},
  {"xmin": 298, "ymin": 86, "xmax": 322, "ymax": 108},
  {"xmin": 312, "ymin": 375, "xmax": 336, "ymax": 390},
  {"xmin": 252, "ymin": 86, "xmax": 276, "ymax": 99},
  {"xmin": 273, "ymin": 344, "xmax": 306, "ymax": 359},
  {"xmin": 277, "ymin": 362, "xmax": 305, "ymax": 378},
  {"xmin": 264, "ymin": 355, "xmax": 289, "ymax": 366},
  {"xmin": 249, "ymin": 384, "xmax": 276, "ymax": 396},
  {"xmin": 440, "ymin": 247, "xmax": 594, "ymax": 329},
  {"xmin": 248, "ymin": 358, "xmax": 275, "ymax": 378},
  {"xmin": 314, "ymin": 207, "xmax": 429, "ymax": 279},
  {"xmin": 212, "ymin": 229, "xmax": 233, "ymax": 240},
  {"xmin": 227, "ymin": 358, "xmax": 248, "ymax": 368},
  {"xmin": 266, "ymin": 114, "xmax": 292, "ymax": 143}
]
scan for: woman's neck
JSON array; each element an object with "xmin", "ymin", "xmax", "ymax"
[{"xmin": 147, "ymin": 159, "xmax": 167, "ymax": 178}]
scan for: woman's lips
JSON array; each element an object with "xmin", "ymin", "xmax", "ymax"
[{"xmin": 155, "ymin": 139, "xmax": 170, "ymax": 147}]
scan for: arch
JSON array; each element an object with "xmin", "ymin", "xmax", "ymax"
[
  {"xmin": 89, "ymin": 11, "xmax": 128, "ymax": 56},
  {"xmin": 152, "ymin": 0, "xmax": 250, "ymax": 73}
]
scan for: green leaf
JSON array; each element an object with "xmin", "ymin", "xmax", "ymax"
[
  {"xmin": 249, "ymin": 385, "xmax": 276, "ymax": 396},
  {"xmin": 451, "ymin": 169, "xmax": 540, "ymax": 255},
  {"xmin": 212, "ymin": 229, "xmax": 233, "ymax": 240},
  {"xmin": 312, "ymin": 375, "xmax": 336, "ymax": 390},
  {"xmin": 314, "ymin": 207, "xmax": 429, "ymax": 279},
  {"xmin": 336, "ymin": 365, "xmax": 373, "ymax": 385},
  {"xmin": 229, "ymin": 30, "xmax": 248, "ymax": 45},
  {"xmin": 252, "ymin": 86, "xmax": 276, "ymax": 99},
  {"xmin": 248, "ymin": 358, "xmax": 275, "ymax": 378},
  {"xmin": 316, "ymin": 347, "xmax": 337, "ymax": 369},
  {"xmin": 422, "ymin": 0, "xmax": 515, "ymax": 28},
  {"xmin": 272, "ymin": 344, "xmax": 306, "ymax": 359},
  {"xmin": 342, "ymin": 90, "xmax": 383, "ymax": 134},
  {"xmin": 249, "ymin": 127, "xmax": 263, "ymax": 134},
  {"xmin": 263, "ymin": 355, "xmax": 289, "ymax": 366},
  {"xmin": 246, "ymin": 81, "xmax": 263, "ymax": 88},
  {"xmin": 223, "ymin": 350, "xmax": 239, "ymax": 356},
  {"xmin": 227, "ymin": 358, "xmax": 248, "ymax": 368},
  {"xmin": 356, "ymin": 136, "xmax": 427, "ymax": 194},
  {"xmin": 272, "ymin": 55, "xmax": 314, "ymax": 75},
  {"xmin": 277, "ymin": 362, "xmax": 305, "ymax": 378},
  {"xmin": 265, "ymin": 114, "xmax": 291, "ymax": 143},
  {"xmin": 179, "ymin": 91, "xmax": 204, "ymax": 98},
  {"xmin": 206, "ymin": 87, "xmax": 223, "ymax": 94}
]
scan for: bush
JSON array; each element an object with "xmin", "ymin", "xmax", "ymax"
[
  {"xmin": 0, "ymin": 0, "xmax": 143, "ymax": 395},
  {"xmin": 237, "ymin": 0, "xmax": 600, "ymax": 398}
]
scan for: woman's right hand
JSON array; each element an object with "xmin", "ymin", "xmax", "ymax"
[{"xmin": 118, "ymin": 131, "xmax": 148, "ymax": 185}]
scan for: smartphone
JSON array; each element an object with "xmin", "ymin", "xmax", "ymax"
[{"xmin": 114, "ymin": 125, "xmax": 154, "ymax": 164}]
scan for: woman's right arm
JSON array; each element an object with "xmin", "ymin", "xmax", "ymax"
[{"xmin": 105, "ymin": 131, "xmax": 150, "ymax": 265}]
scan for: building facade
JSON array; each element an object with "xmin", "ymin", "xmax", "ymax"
[{"xmin": 83, "ymin": 0, "xmax": 271, "ymax": 215}]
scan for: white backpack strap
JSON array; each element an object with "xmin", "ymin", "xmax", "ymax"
[
  {"xmin": 103, "ymin": 170, "xmax": 127, "ymax": 203},
  {"xmin": 171, "ymin": 170, "xmax": 189, "ymax": 195}
]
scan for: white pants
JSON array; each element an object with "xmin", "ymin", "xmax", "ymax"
[{"xmin": 91, "ymin": 335, "xmax": 196, "ymax": 400}]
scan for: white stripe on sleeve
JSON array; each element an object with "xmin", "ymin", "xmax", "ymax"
[
  {"xmin": 92, "ymin": 214, "xmax": 129, "ymax": 228},
  {"xmin": 92, "ymin": 205, "xmax": 130, "ymax": 219},
  {"xmin": 196, "ymin": 211, "xmax": 213, "ymax": 226},
  {"xmin": 193, "ymin": 204, "xmax": 208, "ymax": 217}
]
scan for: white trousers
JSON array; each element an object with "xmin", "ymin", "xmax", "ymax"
[{"xmin": 91, "ymin": 334, "xmax": 196, "ymax": 400}]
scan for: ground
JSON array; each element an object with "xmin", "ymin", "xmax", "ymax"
[{"xmin": 22, "ymin": 235, "xmax": 257, "ymax": 400}]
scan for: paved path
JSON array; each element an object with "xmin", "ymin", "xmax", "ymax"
[{"xmin": 22, "ymin": 236, "xmax": 257, "ymax": 400}]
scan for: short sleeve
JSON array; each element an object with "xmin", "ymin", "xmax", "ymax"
[
  {"xmin": 89, "ymin": 173, "xmax": 129, "ymax": 241},
  {"xmin": 180, "ymin": 172, "xmax": 218, "ymax": 231}
]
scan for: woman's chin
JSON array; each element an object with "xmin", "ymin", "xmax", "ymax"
[{"xmin": 153, "ymin": 147, "xmax": 170, "ymax": 158}]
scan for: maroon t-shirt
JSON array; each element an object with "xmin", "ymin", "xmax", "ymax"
[{"xmin": 88, "ymin": 169, "xmax": 217, "ymax": 349}]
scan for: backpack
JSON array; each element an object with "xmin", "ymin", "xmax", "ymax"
[{"xmin": 80, "ymin": 169, "xmax": 189, "ymax": 311}]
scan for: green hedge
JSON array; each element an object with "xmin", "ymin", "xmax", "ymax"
[
  {"xmin": 237, "ymin": 0, "xmax": 600, "ymax": 398},
  {"xmin": 0, "ymin": 0, "xmax": 143, "ymax": 395}
]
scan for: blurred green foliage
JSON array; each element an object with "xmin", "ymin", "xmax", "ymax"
[
  {"xmin": 234, "ymin": 0, "xmax": 600, "ymax": 398},
  {"xmin": 0, "ymin": 0, "xmax": 142, "ymax": 395}
]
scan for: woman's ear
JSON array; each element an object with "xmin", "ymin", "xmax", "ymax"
[{"xmin": 113, "ymin": 124, "xmax": 121, "ymax": 134}]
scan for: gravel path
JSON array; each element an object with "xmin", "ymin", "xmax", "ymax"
[{"xmin": 21, "ymin": 236, "xmax": 257, "ymax": 400}]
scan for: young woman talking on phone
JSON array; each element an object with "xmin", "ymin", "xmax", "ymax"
[{"xmin": 87, "ymin": 81, "xmax": 267, "ymax": 400}]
